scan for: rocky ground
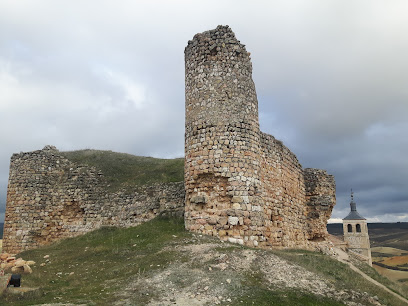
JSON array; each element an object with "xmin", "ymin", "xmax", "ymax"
[
  {"xmin": 1, "ymin": 218, "xmax": 407, "ymax": 305},
  {"xmin": 0, "ymin": 252, "xmax": 35, "ymax": 274},
  {"xmin": 114, "ymin": 234, "xmax": 382, "ymax": 306}
]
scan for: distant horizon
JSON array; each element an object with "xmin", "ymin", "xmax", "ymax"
[{"xmin": 327, "ymin": 221, "xmax": 408, "ymax": 224}]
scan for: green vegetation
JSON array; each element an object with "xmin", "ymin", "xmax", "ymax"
[
  {"xmin": 272, "ymin": 249, "xmax": 408, "ymax": 304},
  {"xmin": 234, "ymin": 288, "xmax": 344, "ymax": 306},
  {"xmin": 60, "ymin": 149, "xmax": 184, "ymax": 192},
  {"xmin": 354, "ymin": 260, "xmax": 408, "ymax": 299},
  {"xmin": 1, "ymin": 217, "xmax": 407, "ymax": 305},
  {"xmin": 1, "ymin": 217, "xmax": 190, "ymax": 305},
  {"xmin": 233, "ymin": 267, "xmax": 344, "ymax": 306},
  {"xmin": 372, "ymin": 251, "xmax": 395, "ymax": 258},
  {"xmin": 371, "ymin": 231, "xmax": 408, "ymax": 252}
]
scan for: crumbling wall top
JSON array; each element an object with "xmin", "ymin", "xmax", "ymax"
[{"xmin": 185, "ymin": 25, "xmax": 252, "ymax": 71}]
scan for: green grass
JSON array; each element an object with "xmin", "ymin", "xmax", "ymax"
[
  {"xmin": 234, "ymin": 266, "xmax": 344, "ymax": 306},
  {"xmin": 1, "ymin": 217, "xmax": 190, "ymax": 305},
  {"xmin": 354, "ymin": 259, "xmax": 408, "ymax": 299},
  {"xmin": 2, "ymin": 218, "xmax": 407, "ymax": 305},
  {"xmin": 372, "ymin": 252, "xmax": 395, "ymax": 258},
  {"xmin": 272, "ymin": 249, "xmax": 408, "ymax": 305},
  {"xmin": 234, "ymin": 288, "xmax": 344, "ymax": 306},
  {"xmin": 60, "ymin": 149, "xmax": 184, "ymax": 192}
]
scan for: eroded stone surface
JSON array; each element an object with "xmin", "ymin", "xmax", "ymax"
[
  {"xmin": 3, "ymin": 147, "xmax": 185, "ymax": 254},
  {"xmin": 184, "ymin": 25, "xmax": 336, "ymax": 249},
  {"xmin": 4, "ymin": 25, "xmax": 336, "ymax": 254}
]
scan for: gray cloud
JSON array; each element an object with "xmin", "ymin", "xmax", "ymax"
[{"xmin": 1, "ymin": 1, "xmax": 407, "ymax": 223}]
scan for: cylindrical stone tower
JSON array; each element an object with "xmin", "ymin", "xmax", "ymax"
[{"xmin": 184, "ymin": 25, "xmax": 263, "ymax": 242}]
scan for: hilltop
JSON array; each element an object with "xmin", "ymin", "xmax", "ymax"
[
  {"xmin": 60, "ymin": 149, "xmax": 184, "ymax": 192},
  {"xmin": 1, "ymin": 216, "xmax": 408, "ymax": 305},
  {"xmin": 2, "ymin": 148, "xmax": 407, "ymax": 305}
]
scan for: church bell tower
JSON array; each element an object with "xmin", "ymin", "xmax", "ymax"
[{"xmin": 343, "ymin": 191, "xmax": 372, "ymax": 266}]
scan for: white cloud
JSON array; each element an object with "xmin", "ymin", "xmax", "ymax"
[
  {"xmin": 328, "ymin": 218, "xmax": 343, "ymax": 224},
  {"xmin": 93, "ymin": 66, "xmax": 147, "ymax": 110},
  {"xmin": 367, "ymin": 214, "xmax": 408, "ymax": 223},
  {"xmin": 0, "ymin": 1, "xmax": 407, "ymax": 223}
]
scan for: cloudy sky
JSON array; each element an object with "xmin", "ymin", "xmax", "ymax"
[{"xmin": 1, "ymin": 1, "xmax": 407, "ymax": 223}]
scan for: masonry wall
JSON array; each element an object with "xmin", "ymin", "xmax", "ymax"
[
  {"xmin": 3, "ymin": 146, "xmax": 184, "ymax": 254},
  {"xmin": 304, "ymin": 168, "xmax": 336, "ymax": 240},
  {"xmin": 4, "ymin": 25, "xmax": 337, "ymax": 254},
  {"xmin": 259, "ymin": 133, "xmax": 309, "ymax": 247},
  {"xmin": 184, "ymin": 25, "xmax": 263, "ymax": 240},
  {"xmin": 184, "ymin": 25, "xmax": 336, "ymax": 249}
]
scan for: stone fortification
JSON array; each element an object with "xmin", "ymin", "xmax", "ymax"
[
  {"xmin": 3, "ymin": 25, "xmax": 335, "ymax": 254},
  {"xmin": 304, "ymin": 168, "xmax": 336, "ymax": 241},
  {"xmin": 184, "ymin": 25, "xmax": 336, "ymax": 249},
  {"xmin": 3, "ymin": 146, "xmax": 184, "ymax": 254}
]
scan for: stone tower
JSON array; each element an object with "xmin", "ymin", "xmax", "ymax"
[
  {"xmin": 184, "ymin": 25, "xmax": 336, "ymax": 248},
  {"xmin": 184, "ymin": 25, "xmax": 263, "ymax": 238},
  {"xmin": 343, "ymin": 192, "xmax": 372, "ymax": 266}
]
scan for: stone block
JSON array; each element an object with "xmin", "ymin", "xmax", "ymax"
[
  {"xmin": 231, "ymin": 196, "xmax": 243, "ymax": 203},
  {"xmin": 232, "ymin": 203, "xmax": 241, "ymax": 210},
  {"xmin": 228, "ymin": 216, "xmax": 239, "ymax": 226}
]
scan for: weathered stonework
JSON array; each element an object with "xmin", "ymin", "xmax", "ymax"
[
  {"xmin": 304, "ymin": 168, "xmax": 336, "ymax": 241},
  {"xmin": 4, "ymin": 25, "xmax": 336, "ymax": 254},
  {"xmin": 3, "ymin": 146, "xmax": 184, "ymax": 254},
  {"xmin": 184, "ymin": 25, "xmax": 336, "ymax": 249}
]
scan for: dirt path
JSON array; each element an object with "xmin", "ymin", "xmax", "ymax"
[{"xmin": 334, "ymin": 247, "xmax": 408, "ymax": 305}]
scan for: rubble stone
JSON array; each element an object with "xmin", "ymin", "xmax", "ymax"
[
  {"xmin": 3, "ymin": 147, "xmax": 185, "ymax": 254},
  {"xmin": 184, "ymin": 25, "xmax": 336, "ymax": 249},
  {"xmin": 0, "ymin": 253, "xmax": 34, "ymax": 274},
  {"xmin": 3, "ymin": 25, "xmax": 336, "ymax": 255}
]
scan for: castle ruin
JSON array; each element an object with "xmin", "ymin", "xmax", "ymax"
[
  {"xmin": 3, "ymin": 25, "xmax": 336, "ymax": 254},
  {"xmin": 3, "ymin": 146, "xmax": 184, "ymax": 254},
  {"xmin": 184, "ymin": 25, "xmax": 336, "ymax": 248}
]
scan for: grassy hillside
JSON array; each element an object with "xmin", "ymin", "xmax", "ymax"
[
  {"xmin": 1, "ymin": 217, "xmax": 407, "ymax": 305},
  {"xmin": 60, "ymin": 150, "xmax": 184, "ymax": 192},
  {"xmin": 328, "ymin": 222, "xmax": 408, "ymax": 295}
]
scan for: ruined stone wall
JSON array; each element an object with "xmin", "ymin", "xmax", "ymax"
[
  {"xmin": 184, "ymin": 25, "xmax": 336, "ymax": 249},
  {"xmin": 259, "ymin": 133, "xmax": 309, "ymax": 247},
  {"xmin": 3, "ymin": 146, "xmax": 184, "ymax": 254},
  {"xmin": 304, "ymin": 168, "xmax": 336, "ymax": 240},
  {"xmin": 4, "ymin": 25, "xmax": 336, "ymax": 254}
]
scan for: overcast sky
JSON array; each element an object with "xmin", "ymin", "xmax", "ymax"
[{"xmin": 1, "ymin": 1, "xmax": 407, "ymax": 223}]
